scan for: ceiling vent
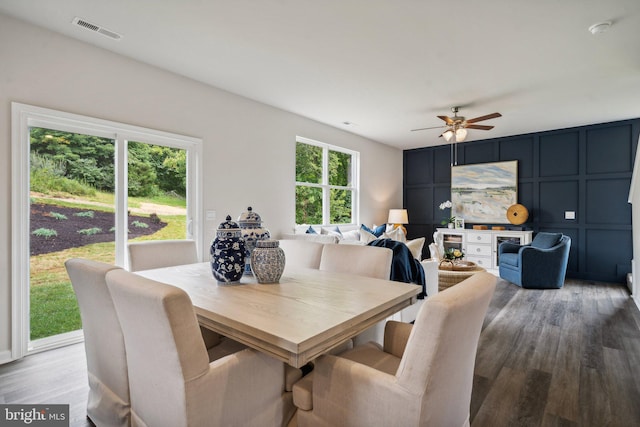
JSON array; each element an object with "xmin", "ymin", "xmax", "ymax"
[{"xmin": 72, "ymin": 17, "xmax": 122, "ymax": 40}]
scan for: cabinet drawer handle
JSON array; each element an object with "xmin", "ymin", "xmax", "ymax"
[
  {"xmin": 477, "ymin": 236, "xmax": 481, "ymax": 240},
  {"xmin": 476, "ymin": 248, "xmax": 481, "ymax": 252}
]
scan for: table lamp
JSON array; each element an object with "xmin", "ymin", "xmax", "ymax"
[{"xmin": 388, "ymin": 209, "xmax": 408, "ymax": 235}]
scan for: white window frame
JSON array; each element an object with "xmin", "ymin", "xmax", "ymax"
[
  {"xmin": 295, "ymin": 136, "xmax": 360, "ymax": 226},
  {"xmin": 10, "ymin": 103, "xmax": 203, "ymax": 360}
]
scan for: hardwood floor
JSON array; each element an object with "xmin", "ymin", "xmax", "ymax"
[
  {"xmin": 471, "ymin": 278, "xmax": 640, "ymax": 427},
  {"xmin": 1, "ymin": 278, "xmax": 639, "ymax": 426}
]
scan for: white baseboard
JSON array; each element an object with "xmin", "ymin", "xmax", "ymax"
[{"xmin": 0, "ymin": 349, "xmax": 14, "ymax": 365}]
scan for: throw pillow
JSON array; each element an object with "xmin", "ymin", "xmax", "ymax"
[
  {"xmin": 382, "ymin": 227, "xmax": 406, "ymax": 243},
  {"xmin": 341, "ymin": 229, "xmax": 360, "ymax": 241},
  {"xmin": 405, "ymin": 237, "xmax": 426, "ymax": 260},
  {"xmin": 321, "ymin": 226, "xmax": 343, "ymax": 238},
  {"xmin": 361, "ymin": 224, "xmax": 386, "ymax": 237},
  {"xmin": 305, "ymin": 225, "xmax": 318, "ymax": 234},
  {"xmin": 359, "ymin": 228, "xmax": 378, "ymax": 244},
  {"xmin": 531, "ymin": 232, "xmax": 562, "ymax": 249}
]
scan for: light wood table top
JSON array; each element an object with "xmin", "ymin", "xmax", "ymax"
[{"xmin": 136, "ymin": 262, "xmax": 421, "ymax": 368}]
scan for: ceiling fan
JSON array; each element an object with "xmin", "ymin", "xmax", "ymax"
[{"xmin": 411, "ymin": 106, "xmax": 502, "ymax": 142}]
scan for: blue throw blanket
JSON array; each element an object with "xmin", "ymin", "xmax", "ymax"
[{"xmin": 368, "ymin": 238, "xmax": 425, "ymax": 298}]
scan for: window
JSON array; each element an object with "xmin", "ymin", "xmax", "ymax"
[{"xmin": 295, "ymin": 137, "xmax": 359, "ymax": 225}]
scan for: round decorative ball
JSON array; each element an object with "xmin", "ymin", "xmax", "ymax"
[
  {"xmin": 507, "ymin": 204, "xmax": 529, "ymax": 225},
  {"xmin": 251, "ymin": 240, "xmax": 285, "ymax": 284}
]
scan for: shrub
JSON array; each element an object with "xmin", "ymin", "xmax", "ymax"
[
  {"xmin": 49, "ymin": 212, "xmax": 68, "ymax": 220},
  {"xmin": 74, "ymin": 211, "xmax": 95, "ymax": 218},
  {"xmin": 131, "ymin": 220, "xmax": 149, "ymax": 228},
  {"xmin": 32, "ymin": 228, "xmax": 57, "ymax": 238},
  {"xmin": 77, "ymin": 227, "xmax": 102, "ymax": 235}
]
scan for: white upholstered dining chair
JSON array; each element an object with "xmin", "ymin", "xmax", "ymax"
[
  {"xmin": 127, "ymin": 239, "xmax": 199, "ymax": 272},
  {"xmin": 319, "ymin": 243, "xmax": 393, "ymax": 280},
  {"xmin": 127, "ymin": 239, "xmax": 225, "ymax": 348},
  {"xmin": 65, "ymin": 258, "xmax": 131, "ymax": 427},
  {"xmin": 278, "ymin": 239, "xmax": 325, "ymax": 269},
  {"xmin": 292, "ymin": 271, "xmax": 496, "ymax": 427},
  {"xmin": 106, "ymin": 269, "xmax": 296, "ymax": 427},
  {"xmin": 319, "ymin": 243, "xmax": 393, "ymax": 346}
]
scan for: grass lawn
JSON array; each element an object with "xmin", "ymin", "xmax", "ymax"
[{"xmin": 30, "ymin": 204, "xmax": 186, "ymax": 340}]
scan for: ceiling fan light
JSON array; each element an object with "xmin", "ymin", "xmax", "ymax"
[
  {"xmin": 455, "ymin": 128, "xmax": 468, "ymax": 142},
  {"xmin": 443, "ymin": 129, "xmax": 454, "ymax": 141}
]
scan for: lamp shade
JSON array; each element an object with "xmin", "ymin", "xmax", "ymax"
[
  {"xmin": 442, "ymin": 129, "xmax": 454, "ymax": 142},
  {"xmin": 387, "ymin": 209, "xmax": 408, "ymax": 224},
  {"xmin": 455, "ymin": 128, "xmax": 468, "ymax": 142}
]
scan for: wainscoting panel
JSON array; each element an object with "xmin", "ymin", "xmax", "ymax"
[
  {"xmin": 404, "ymin": 118, "xmax": 640, "ymax": 283},
  {"xmin": 499, "ymin": 136, "xmax": 534, "ymax": 179},
  {"xmin": 586, "ymin": 124, "xmax": 633, "ymax": 174},
  {"xmin": 405, "ymin": 187, "xmax": 432, "ymax": 223},
  {"xmin": 586, "ymin": 178, "xmax": 632, "ymax": 225},
  {"xmin": 586, "ymin": 229, "xmax": 632, "ymax": 282},
  {"xmin": 539, "ymin": 131, "xmax": 579, "ymax": 177},
  {"xmin": 538, "ymin": 180, "xmax": 579, "ymax": 224}
]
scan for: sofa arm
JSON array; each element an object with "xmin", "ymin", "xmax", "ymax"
[{"xmin": 420, "ymin": 258, "xmax": 439, "ymax": 297}]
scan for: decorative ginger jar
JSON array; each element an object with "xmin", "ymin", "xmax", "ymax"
[
  {"xmin": 237, "ymin": 206, "xmax": 271, "ymax": 275},
  {"xmin": 210, "ymin": 215, "xmax": 246, "ymax": 284},
  {"xmin": 251, "ymin": 240, "xmax": 285, "ymax": 284}
]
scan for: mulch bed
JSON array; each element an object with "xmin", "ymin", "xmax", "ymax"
[{"xmin": 30, "ymin": 203, "xmax": 167, "ymax": 256}]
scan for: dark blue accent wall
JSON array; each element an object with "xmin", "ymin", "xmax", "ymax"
[{"xmin": 403, "ymin": 118, "xmax": 640, "ymax": 283}]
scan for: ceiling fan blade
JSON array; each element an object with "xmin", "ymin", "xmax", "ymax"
[
  {"xmin": 466, "ymin": 124, "xmax": 494, "ymax": 130},
  {"xmin": 411, "ymin": 125, "xmax": 445, "ymax": 132},
  {"xmin": 437, "ymin": 115, "xmax": 454, "ymax": 125},
  {"xmin": 466, "ymin": 112, "xmax": 502, "ymax": 123}
]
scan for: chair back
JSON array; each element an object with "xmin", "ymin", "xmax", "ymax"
[
  {"xmin": 127, "ymin": 239, "xmax": 198, "ymax": 272},
  {"xmin": 278, "ymin": 239, "xmax": 324, "ymax": 269},
  {"xmin": 397, "ymin": 272, "xmax": 496, "ymax": 426},
  {"xmin": 106, "ymin": 269, "xmax": 210, "ymax": 427},
  {"xmin": 64, "ymin": 258, "xmax": 130, "ymax": 427},
  {"xmin": 319, "ymin": 244, "xmax": 392, "ymax": 279}
]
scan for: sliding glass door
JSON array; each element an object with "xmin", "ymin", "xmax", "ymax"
[{"xmin": 11, "ymin": 103, "xmax": 202, "ymax": 358}]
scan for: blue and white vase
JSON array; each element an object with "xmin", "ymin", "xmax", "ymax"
[
  {"xmin": 251, "ymin": 240, "xmax": 285, "ymax": 284},
  {"xmin": 238, "ymin": 206, "xmax": 271, "ymax": 275},
  {"xmin": 210, "ymin": 215, "xmax": 246, "ymax": 284}
]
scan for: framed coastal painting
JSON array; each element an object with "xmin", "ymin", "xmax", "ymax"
[{"xmin": 451, "ymin": 160, "xmax": 517, "ymax": 224}]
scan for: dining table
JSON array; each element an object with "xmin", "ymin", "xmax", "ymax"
[{"xmin": 135, "ymin": 262, "xmax": 421, "ymax": 368}]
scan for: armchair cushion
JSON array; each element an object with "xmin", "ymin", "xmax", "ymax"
[
  {"xmin": 531, "ymin": 232, "xmax": 562, "ymax": 249},
  {"xmin": 499, "ymin": 252, "xmax": 519, "ymax": 268}
]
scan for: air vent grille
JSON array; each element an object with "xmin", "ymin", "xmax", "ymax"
[{"xmin": 72, "ymin": 17, "xmax": 122, "ymax": 40}]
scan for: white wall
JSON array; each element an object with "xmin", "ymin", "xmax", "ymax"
[
  {"xmin": 629, "ymin": 134, "xmax": 640, "ymax": 309},
  {"xmin": 0, "ymin": 14, "xmax": 403, "ymax": 356}
]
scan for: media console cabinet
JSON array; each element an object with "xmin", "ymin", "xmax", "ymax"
[{"xmin": 436, "ymin": 228, "xmax": 533, "ymax": 273}]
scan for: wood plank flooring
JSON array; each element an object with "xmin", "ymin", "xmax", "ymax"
[
  {"xmin": 1, "ymin": 277, "xmax": 639, "ymax": 426},
  {"xmin": 471, "ymin": 278, "xmax": 640, "ymax": 427}
]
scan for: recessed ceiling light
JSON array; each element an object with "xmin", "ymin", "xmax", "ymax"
[{"xmin": 588, "ymin": 21, "xmax": 611, "ymax": 35}]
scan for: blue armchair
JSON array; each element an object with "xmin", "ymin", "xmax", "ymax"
[{"xmin": 498, "ymin": 232, "xmax": 571, "ymax": 289}]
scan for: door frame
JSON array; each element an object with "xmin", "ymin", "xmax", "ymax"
[{"xmin": 11, "ymin": 102, "xmax": 202, "ymax": 360}]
